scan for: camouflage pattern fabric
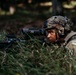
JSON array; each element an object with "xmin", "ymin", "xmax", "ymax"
[
  {"xmin": 45, "ymin": 16, "xmax": 73, "ymax": 31},
  {"xmin": 64, "ymin": 31, "xmax": 76, "ymax": 56},
  {"xmin": 66, "ymin": 39, "xmax": 76, "ymax": 56}
]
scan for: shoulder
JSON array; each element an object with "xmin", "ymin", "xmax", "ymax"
[
  {"xmin": 66, "ymin": 39, "xmax": 76, "ymax": 47},
  {"xmin": 64, "ymin": 31, "xmax": 76, "ymax": 44},
  {"xmin": 70, "ymin": 35, "xmax": 76, "ymax": 40},
  {"xmin": 66, "ymin": 39, "xmax": 76, "ymax": 55}
]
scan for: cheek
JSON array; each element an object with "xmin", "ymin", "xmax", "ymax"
[
  {"xmin": 51, "ymin": 35, "xmax": 56, "ymax": 39},
  {"xmin": 51, "ymin": 35, "xmax": 56, "ymax": 41},
  {"xmin": 47, "ymin": 33, "xmax": 56, "ymax": 40}
]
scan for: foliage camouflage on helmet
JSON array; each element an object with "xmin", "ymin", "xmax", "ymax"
[
  {"xmin": 45, "ymin": 16, "xmax": 73, "ymax": 31},
  {"xmin": 44, "ymin": 16, "xmax": 73, "ymax": 36}
]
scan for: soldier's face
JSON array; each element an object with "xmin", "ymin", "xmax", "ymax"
[{"xmin": 47, "ymin": 29, "xmax": 58, "ymax": 43}]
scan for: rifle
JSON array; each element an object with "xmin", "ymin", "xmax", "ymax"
[
  {"xmin": 22, "ymin": 27, "xmax": 46, "ymax": 39},
  {"xmin": 0, "ymin": 28, "xmax": 46, "ymax": 49}
]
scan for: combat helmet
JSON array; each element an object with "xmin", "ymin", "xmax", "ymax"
[{"xmin": 44, "ymin": 16, "xmax": 73, "ymax": 37}]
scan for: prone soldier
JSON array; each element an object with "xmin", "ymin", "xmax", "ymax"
[{"xmin": 44, "ymin": 16, "xmax": 76, "ymax": 55}]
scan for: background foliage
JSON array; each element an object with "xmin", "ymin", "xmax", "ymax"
[{"xmin": 0, "ymin": 0, "xmax": 76, "ymax": 75}]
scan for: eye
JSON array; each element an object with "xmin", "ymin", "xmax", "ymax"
[
  {"xmin": 47, "ymin": 31, "xmax": 51, "ymax": 33},
  {"xmin": 48, "ymin": 30, "xmax": 55, "ymax": 34}
]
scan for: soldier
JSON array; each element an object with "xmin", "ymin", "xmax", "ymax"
[{"xmin": 44, "ymin": 16, "xmax": 76, "ymax": 55}]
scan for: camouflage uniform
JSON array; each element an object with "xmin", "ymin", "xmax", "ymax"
[
  {"xmin": 44, "ymin": 16, "xmax": 76, "ymax": 55},
  {"xmin": 65, "ymin": 31, "xmax": 76, "ymax": 55}
]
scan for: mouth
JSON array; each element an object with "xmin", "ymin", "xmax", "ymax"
[{"xmin": 47, "ymin": 38, "xmax": 52, "ymax": 41}]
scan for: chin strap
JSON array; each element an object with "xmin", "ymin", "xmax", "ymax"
[{"xmin": 55, "ymin": 29, "xmax": 59, "ymax": 43}]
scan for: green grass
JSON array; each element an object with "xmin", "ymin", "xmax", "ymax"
[{"xmin": 0, "ymin": 33, "xmax": 76, "ymax": 75}]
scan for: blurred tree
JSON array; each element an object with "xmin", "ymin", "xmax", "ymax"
[
  {"xmin": 52, "ymin": 0, "xmax": 71, "ymax": 16},
  {"xmin": 52, "ymin": 0, "xmax": 64, "ymax": 16}
]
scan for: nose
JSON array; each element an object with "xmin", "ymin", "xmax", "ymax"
[{"xmin": 47, "ymin": 33, "xmax": 51, "ymax": 38}]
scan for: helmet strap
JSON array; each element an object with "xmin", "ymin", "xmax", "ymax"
[{"xmin": 55, "ymin": 29, "xmax": 60, "ymax": 42}]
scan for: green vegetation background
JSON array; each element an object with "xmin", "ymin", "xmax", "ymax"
[{"xmin": 0, "ymin": 0, "xmax": 76, "ymax": 75}]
